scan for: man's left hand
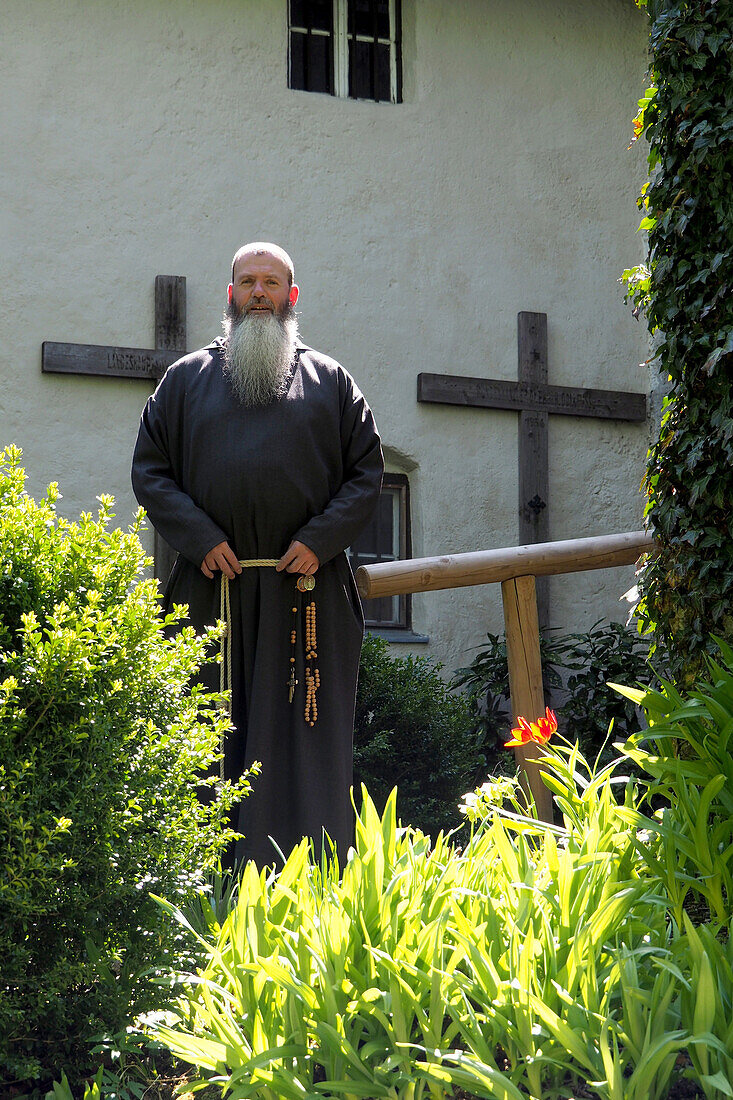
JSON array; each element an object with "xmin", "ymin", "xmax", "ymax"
[{"xmin": 277, "ymin": 540, "xmax": 320, "ymax": 575}]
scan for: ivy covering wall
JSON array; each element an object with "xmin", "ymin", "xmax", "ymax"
[{"xmin": 626, "ymin": 0, "xmax": 733, "ymax": 682}]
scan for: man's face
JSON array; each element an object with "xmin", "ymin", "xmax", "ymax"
[{"xmin": 229, "ymin": 251, "xmax": 298, "ymax": 320}]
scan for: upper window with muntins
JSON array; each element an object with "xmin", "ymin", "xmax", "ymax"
[{"xmin": 289, "ymin": 0, "xmax": 402, "ymax": 103}]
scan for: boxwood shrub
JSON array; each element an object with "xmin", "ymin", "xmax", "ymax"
[{"xmin": 0, "ymin": 445, "xmax": 251, "ymax": 1091}]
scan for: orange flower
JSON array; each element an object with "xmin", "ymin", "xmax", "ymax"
[{"xmin": 504, "ymin": 707, "xmax": 557, "ymax": 748}]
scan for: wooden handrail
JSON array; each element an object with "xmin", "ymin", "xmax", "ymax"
[{"xmin": 356, "ymin": 530, "xmax": 654, "ymax": 600}]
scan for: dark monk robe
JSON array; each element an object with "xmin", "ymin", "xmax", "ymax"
[{"xmin": 131, "ymin": 337, "xmax": 383, "ymax": 867}]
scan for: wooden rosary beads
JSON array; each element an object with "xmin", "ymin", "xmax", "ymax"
[
  {"xmin": 288, "ymin": 603, "xmax": 298, "ymax": 704},
  {"xmin": 305, "ymin": 600, "xmax": 317, "ymax": 660},
  {"xmin": 289, "ymin": 575, "xmax": 320, "ymax": 725},
  {"xmin": 304, "ymin": 599, "xmax": 319, "ymax": 725}
]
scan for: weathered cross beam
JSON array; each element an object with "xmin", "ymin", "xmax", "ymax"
[
  {"xmin": 42, "ymin": 275, "xmax": 186, "ymax": 585},
  {"xmin": 417, "ymin": 312, "xmax": 647, "ymax": 631}
]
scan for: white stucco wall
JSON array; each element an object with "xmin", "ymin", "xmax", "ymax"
[{"xmin": 1, "ymin": 0, "xmax": 650, "ymax": 675}]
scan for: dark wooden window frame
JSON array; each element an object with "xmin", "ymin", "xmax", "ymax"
[
  {"xmin": 288, "ymin": 0, "xmax": 402, "ymax": 104},
  {"xmin": 347, "ymin": 472, "xmax": 412, "ymax": 631},
  {"xmin": 288, "ymin": 2, "xmax": 335, "ymax": 95}
]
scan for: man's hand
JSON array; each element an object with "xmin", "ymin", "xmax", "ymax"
[
  {"xmin": 277, "ymin": 540, "xmax": 320, "ymax": 575},
  {"xmin": 201, "ymin": 541, "xmax": 242, "ymax": 580}
]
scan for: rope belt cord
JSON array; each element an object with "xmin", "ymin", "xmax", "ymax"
[
  {"xmin": 218, "ymin": 560, "xmax": 319, "ymax": 775},
  {"xmin": 219, "ymin": 560, "xmax": 280, "ymax": 710}
]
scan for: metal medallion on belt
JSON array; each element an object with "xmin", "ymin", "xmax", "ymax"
[{"xmin": 296, "ymin": 575, "xmax": 316, "ymax": 592}]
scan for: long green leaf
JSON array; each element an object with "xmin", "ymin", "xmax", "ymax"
[
  {"xmin": 697, "ymin": 1071, "xmax": 733, "ymax": 1099},
  {"xmin": 625, "ymin": 1030, "xmax": 686, "ymax": 1099},
  {"xmin": 415, "ymin": 1053, "xmax": 526, "ymax": 1100},
  {"xmin": 528, "ymin": 994, "xmax": 599, "ymax": 1074}
]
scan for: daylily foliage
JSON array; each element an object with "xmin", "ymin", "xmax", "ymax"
[{"xmin": 151, "ymin": 650, "xmax": 733, "ymax": 1100}]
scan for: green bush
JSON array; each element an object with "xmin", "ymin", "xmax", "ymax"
[
  {"xmin": 452, "ymin": 620, "xmax": 657, "ymax": 770},
  {"xmin": 355, "ymin": 623, "xmax": 654, "ymax": 836},
  {"xmin": 354, "ymin": 634, "xmax": 482, "ymax": 836},
  {"xmin": 451, "ymin": 630, "xmax": 564, "ymax": 760},
  {"xmin": 0, "ymin": 445, "xmax": 251, "ymax": 1090},
  {"xmin": 557, "ymin": 620, "xmax": 664, "ymax": 765}
]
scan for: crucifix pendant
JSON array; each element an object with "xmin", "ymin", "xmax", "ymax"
[{"xmin": 288, "ymin": 667, "xmax": 298, "ymax": 704}]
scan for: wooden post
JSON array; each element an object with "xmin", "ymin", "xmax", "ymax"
[
  {"xmin": 153, "ymin": 275, "xmax": 186, "ymax": 588},
  {"xmin": 517, "ymin": 312, "xmax": 549, "ymax": 631},
  {"xmin": 501, "ymin": 574, "xmax": 554, "ymax": 823}
]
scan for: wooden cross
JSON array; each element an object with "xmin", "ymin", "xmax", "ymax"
[
  {"xmin": 42, "ymin": 275, "xmax": 186, "ymax": 586},
  {"xmin": 417, "ymin": 311, "xmax": 647, "ymax": 631}
]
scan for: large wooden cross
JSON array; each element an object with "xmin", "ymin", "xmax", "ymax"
[
  {"xmin": 42, "ymin": 275, "xmax": 186, "ymax": 585},
  {"xmin": 417, "ymin": 311, "xmax": 647, "ymax": 630}
]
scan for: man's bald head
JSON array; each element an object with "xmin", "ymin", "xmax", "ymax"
[{"xmin": 231, "ymin": 242, "xmax": 295, "ymax": 287}]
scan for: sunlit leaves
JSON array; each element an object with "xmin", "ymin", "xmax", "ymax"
[
  {"xmin": 0, "ymin": 446, "xmax": 252, "ymax": 1086},
  {"xmin": 150, "ymin": 652, "xmax": 733, "ymax": 1099},
  {"xmin": 150, "ymin": 761, "xmax": 666, "ymax": 1100}
]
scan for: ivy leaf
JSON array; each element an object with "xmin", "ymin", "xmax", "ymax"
[
  {"xmin": 631, "ymin": 1, "xmax": 733, "ymax": 682},
  {"xmin": 703, "ymin": 330, "xmax": 733, "ymax": 374}
]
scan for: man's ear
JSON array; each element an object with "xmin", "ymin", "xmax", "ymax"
[
  {"xmin": 227, "ymin": 283, "xmax": 233, "ymax": 304},
  {"xmin": 289, "ymin": 284, "xmax": 299, "ymax": 306}
]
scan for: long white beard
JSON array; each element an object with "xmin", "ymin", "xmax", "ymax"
[{"xmin": 222, "ymin": 308, "xmax": 298, "ymax": 407}]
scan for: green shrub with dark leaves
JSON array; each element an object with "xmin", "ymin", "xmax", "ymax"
[
  {"xmin": 451, "ymin": 630, "xmax": 564, "ymax": 761},
  {"xmin": 623, "ymin": 0, "xmax": 733, "ymax": 684},
  {"xmin": 0, "ymin": 445, "xmax": 251, "ymax": 1091},
  {"xmin": 452, "ymin": 621, "xmax": 657, "ymax": 770},
  {"xmin": 557, "ymin": 620, "xmax": 664, "ymax": 766},
  {"xmin": 358, "ymin": 622, "xmax": 655, "ymax": 829},
  {"xmin": 354, "ymin": 634, "xmax": 481, "ymax": 835}
]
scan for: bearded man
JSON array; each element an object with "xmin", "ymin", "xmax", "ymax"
[{"xmin": 132, "ymin": 242, "xmax": 383, "ymax": 867}]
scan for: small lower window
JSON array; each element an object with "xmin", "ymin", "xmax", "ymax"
[{"xmin": 347, "ymin": 473, "xmax": 411, "ymax": 629}]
